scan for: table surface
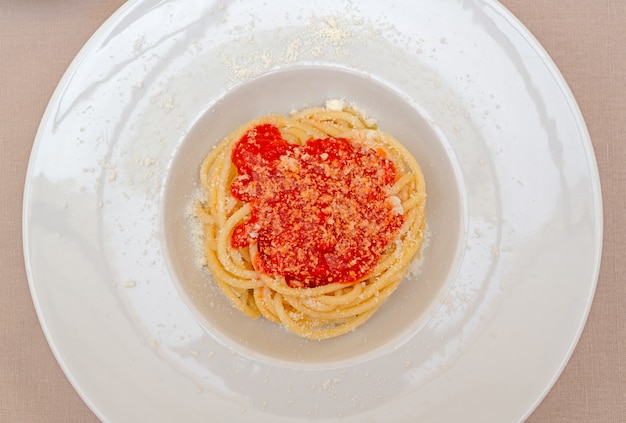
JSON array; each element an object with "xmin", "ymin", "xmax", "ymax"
[{"xmin": 1, "ymin": 1, "xmax": 624, "ymax": 421}]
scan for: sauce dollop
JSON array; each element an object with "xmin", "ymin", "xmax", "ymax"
[{"xmin": 230, "ymin": 124, "xmax": 403, "ymax": 288}]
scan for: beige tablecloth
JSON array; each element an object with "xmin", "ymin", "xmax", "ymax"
[{"xmin": 1, "ymin": 1, "xmax": 624, "ymax": 421}]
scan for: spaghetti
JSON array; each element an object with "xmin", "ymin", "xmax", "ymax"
[{"xmin": 193, "ymin": 101, "xmax": 426, "ymax": 339}]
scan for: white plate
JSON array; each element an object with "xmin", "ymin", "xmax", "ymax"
[{"xmin": 23, "ymin": 1, "xmax": 602, "ymax": 422}]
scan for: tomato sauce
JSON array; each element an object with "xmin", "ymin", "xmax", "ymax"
[{"xmin": 230, "ymin": 124, "xmax": 403, "ymax": 288}]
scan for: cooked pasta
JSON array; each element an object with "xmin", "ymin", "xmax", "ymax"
[{"xmin": 193, "ymin": 101, "xmax": 426, "ymax": 339}]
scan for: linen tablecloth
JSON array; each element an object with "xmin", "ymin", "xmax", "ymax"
[{"xmin": 1, "ymin": 1, "xmax": 624, "ymax": 421}]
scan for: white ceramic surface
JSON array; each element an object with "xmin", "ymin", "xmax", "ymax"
[
  {"xmin": 23, "ymin": 1, "xmax": 602, "ymax": 422},
  {"xmin": 162, "ymin": 65, "xmax": 465, "ymax": 368}
]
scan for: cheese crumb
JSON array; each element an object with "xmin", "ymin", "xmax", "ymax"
[
  {"xmin": 143, "ymin": 157, "xmax": 157, "ymax": 166},
  {"xmin": 325, "ymin": 98, "xmax": 345, "ymax": 111},
  {"xmin": 388, "ymin": 196, "xmax": 404, "ymax": 215},
  {"xmin": 365, "ymin": 117, "xmax": 377, "ymax": 128},
  {"xmin": 133, "ymin": 35, "xmax": 144, "ymax": 52}
]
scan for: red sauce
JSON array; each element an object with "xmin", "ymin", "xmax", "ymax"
[{"xmin": 230, "ymin": 123, "xmax": 403, "ymax": 288}]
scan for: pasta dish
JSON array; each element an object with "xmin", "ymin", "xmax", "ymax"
[{"xmin": 192, "ymin": 100, "xmax": 426, "ymax": 339}]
